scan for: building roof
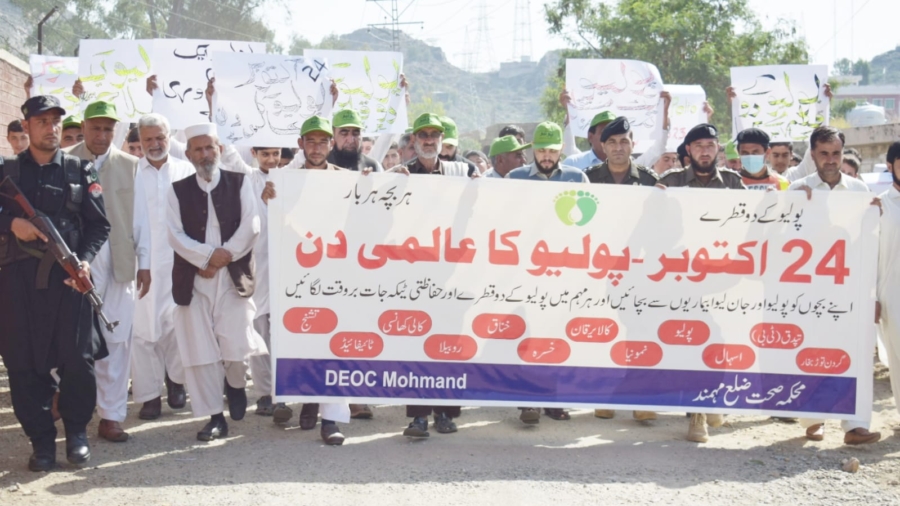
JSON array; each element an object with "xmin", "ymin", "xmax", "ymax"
[{"xmin": 834, "ymin": 85, "xmax": 900, "ymax": 97}]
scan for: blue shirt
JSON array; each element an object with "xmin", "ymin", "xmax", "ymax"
[
  {"xmin": 506, "ymin": 163, "xmax": 589, "ymax": 182},
  {"xmin": 564, "ymin": 149, "xmax": 604, "ymax": 171}
]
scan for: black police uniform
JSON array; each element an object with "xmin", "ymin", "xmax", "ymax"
[{"xmin": 0, "ymin": 148, "xmax": 110, "ymax": 462}]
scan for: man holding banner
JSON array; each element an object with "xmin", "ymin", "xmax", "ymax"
[
  {"xmin": 584, "ymin": 117, "xmax": 659, "ymax": 187},
  {"xmin": 788, "ymin": 126, "xmax": 879, "ymax": 445},
  {"xmin": 658, "ymin": 124, "xmax": 745, "ymax": 191},
  {"xmin": 878, "ymin": 142, "xmax": 900, "ymax": 431}
]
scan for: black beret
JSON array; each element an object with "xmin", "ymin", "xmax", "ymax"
[
  {"xmin": 684, "ymin": 123, "xmax": 718, "ymax": 145},
  {"xmin": 676, "ymin": 142, "xmax": 688, "ymax": 161},
  {"xmin": 600, "ymin": 116, "xmax": 630, "ymax": 143},
  {"xmin": 21, "ymin": 95, "xmax": 66, "ymax": 120},
  {"xmin": 735, "ymin": 128, "xmax": 771, "ymax": 149}
]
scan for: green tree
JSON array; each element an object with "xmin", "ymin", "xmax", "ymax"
[
  {"xmin": 542, "ymin": 0, "xmax": 808, "ymax": 128},
  {"xmin": 9, "ymin": 0, "xmax": 281, "ymax": 57}
]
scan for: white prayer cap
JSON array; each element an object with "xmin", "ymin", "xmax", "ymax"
[{"xmin": 184, "ymin": 123, "xmax": 218, "ymax": 141}]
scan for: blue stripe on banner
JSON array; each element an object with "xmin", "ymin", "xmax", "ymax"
[{"xmin": 275, "ymin": 358, "xmax": 856, "ymax": 414}]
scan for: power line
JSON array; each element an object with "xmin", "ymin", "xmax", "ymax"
[
  {"xmin": 131, "ymin": 0, "xmax": 265, "ymax": 41},
  {"xmin": 812, "ymin": 0, "xmax": 872, "ymax": 60},
  {"xmin": 366, "ymin": 0, "xmax": 423, "ymax": 51}
]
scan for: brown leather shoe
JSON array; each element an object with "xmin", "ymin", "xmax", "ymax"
[
  {"xmin": 299, "ymin": 403, "xmax": 318, "ymax": 430},
  {"xmin": 139, "ymin": 397, "xmax": 162, "ymax": 420},
  {"xmin": 805, "ymin": 423, "xmax": 825, "ymax": 441},
  {"xmin": 350, "ymin": 404, "xmax": 374, "ymax": 419},
  {"xmin": 98, "ymin": 419, "xmax": 129, "ymax": 442},
  {"xmin": 320, "ymin": 424, "xmax": 345, "ymax": 445},
  {"xmin": 844, "ymin": 428, "xmax": 881, "ymax": 445}
]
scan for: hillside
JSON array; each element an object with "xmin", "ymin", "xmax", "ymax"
[
  {"xmin": 869, "ymin": 45, "xmax": 900, "ymax": 85},
  {"xmin": 336, "ymin": 29, "xmax": 557, "ymax": 134}
]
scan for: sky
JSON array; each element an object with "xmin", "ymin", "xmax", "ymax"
[{"xmin": 263, "ymin": 0, "xmax": 900, "ymax": 74}]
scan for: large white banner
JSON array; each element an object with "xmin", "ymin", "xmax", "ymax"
[
  {"xmin": 304, "ymin": 49, "xmax": 409, "ymax": 135},
  {"xmin": 566, "ymin": 59, "xmax": 665, "ymax": 152},
  {"xmin": 152, "ymin": 39, "xmax": 266, "ymax": 129},
  {"xmin": 267, "ymin": 171, "xmax": 877, "ymax": 420},
  {"xmin": 211, "ymin": 52, "xmax": 332, "ymax": 147},
  {"xmin": 29, "ymin": 55, "xmax": 80, "ymax": 112},
  {"xmin": 78, "ymin": 39, "xmax": 154, "ymax": 121},
  {"xmin": 731, "ymin": 65, "xmax": 830, "ymax": 142},
  {"xmin": 665, "ymin": 84, "xmax": 707, "ymax": 152}
]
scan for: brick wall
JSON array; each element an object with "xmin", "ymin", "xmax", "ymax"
[{"xmin": 1, "ymin": 49, "xmax": 29, "ymax": 157}]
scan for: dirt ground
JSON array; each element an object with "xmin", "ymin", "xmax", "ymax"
[{"xmin": 1, "ymin": 363, "xmax": 899, "ymax": 506}]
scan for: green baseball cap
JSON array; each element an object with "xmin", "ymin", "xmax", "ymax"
[
  {"xmin": 301, "ymin": 116, "xmax": 333, "ymax": 137},
  {"xmin": 62, "ymin": 115, "xmax": 82, "ymax": 129},
  {"xmin": 439, "ymin": 116, "xmax": 458, "ymax": 146},
  {"xmin": 489, "ymin": 135, "xmax": 531, "ymax": 157},
  {"xmin": 532, "ymin": 121, "xmax": 563, "ymax": 150},
  {"xmin": 590, "ymin": 110, "xmax": 616, "ymax": 127},
  {"xmin": 333, "ymin": 109, "xmax": 364, "ymax": 130},
  {"xmin": 412, "ymin": 113, "xmax": 444, "ymax": 134},
  {"xmin": 725, "ymin": 140, "xmax": 739, "ymax": 161},
  {"xmin": 83, "ymin": 100, "xmax": 119, "ymax": 121}
]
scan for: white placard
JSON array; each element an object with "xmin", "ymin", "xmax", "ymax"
[
  {"xmin": 78, "ymin": 39, "xmax": 154, "ymax": 121},
  {"xmin": 29, "ymin": 55, "xmax": 80, "ymax": 112},
  {"xmin": 665, "ymin": 84, "xmax": 707, "ymax": 152}
]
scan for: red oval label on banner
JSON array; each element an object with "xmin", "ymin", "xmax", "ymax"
[
  {"xmin": 329, "ymin": 332, "xmax": 383, "ymax": 358},
  {"xmin": 657, "ymin": 320, "xmax": 710, "ymax": 346},
  {"xmin": 610, "ymin": 341, "xmax": 663, "ymax": 367},
  {"xmin": 424, "ymin": 334, "xmax": 478, "ymax": 361},
  {"xmin": 749, "ymin": 323, "xmax": 804, "ymax": 349},
  {"xmin": 283, "ymin": 307, "xmax": 338, "ymax": 334},
  {"xmin": 702, "ymin": 344, "xmax": 756, "ymax": 370},
  {"xmin": 796, "ymin": 348, "xmax": 851, "ymax": 374},
  {"xmin": 566, "ymin": 317, "xmax": 619, "ymax": 343},
  {"xmin": 471, "ymin": 313, "xmax": 526, "ymax": 339},
  {"xmin": 517, "ymin": 338, "xmax": 571, "ymax": 364},
  {"xmin": 378, "ymin": 310, "xmax": 432, "ymax": 336}
]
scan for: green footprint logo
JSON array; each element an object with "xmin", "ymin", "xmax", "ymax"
[{"xmin": 554, "ymin": 190, "xmax": 599, "ymax": 226}]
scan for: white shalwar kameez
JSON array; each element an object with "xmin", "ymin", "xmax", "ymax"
[
  {"xmin": 878, "ymin": 186, "xmax": 900, "ymax": 413},
  {"xmin": 131, "ymin": 156, "xmax": 195, "ymax": 404},
  {"xmin": 166, "ymin": 168, "xmax": 267, "ymax": 417}
]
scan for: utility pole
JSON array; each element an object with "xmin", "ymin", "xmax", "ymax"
[
  {"xmin": 512, "ymin": 0, "xmax": 532, "ymax": 62},
  {"xmin": 37, "ymin": 6, "xmax": 59, "ymax": 55},
  {"xmin": 367, "ymin": 0, "xmax": 423, "ymax": 52},
  {"xmin": 472, "ymin": 0, "xmax": 496, "ymax": 72}
]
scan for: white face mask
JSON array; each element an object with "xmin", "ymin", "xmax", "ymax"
[{"xmin": 740, "ymin": 154, "xmax": 766, "ymax": 173}]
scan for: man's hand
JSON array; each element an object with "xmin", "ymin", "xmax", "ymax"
[
  {"xmin": 824, "ymin": 83, "xmax": 833, "ymax": 99},
  {"xmin": 72, "ymin": 79, "xmax": 84, "ymax": 98},
  {"xmin": 654, "ymin": 183, "xmax": 667, "ymax": 190},
  {"xmin": 262, "ymin": 181, "xmax": 276, "ymax": 203},
  {"xmin": 660, "ymin": 90, "xmax": 672, "ymax": 129},
  {"xmin": 24, "ymin": 75, "xmax": 33, "ymax": 98},
  {"xmin": 871, "ymin": 196, "xmax": 883, "ymax": 216},
  {"xmin": 208, "ymin": 248, "xmax": 232, "ymax": 268},
  {"xmin": 10, "ymin": 217, "xmax": 48, "ymax": 242},
  {"xmin": 703, "ymin": 101, "xmax": 715, "ymax": 122},
  {"xmin": 876, "ymin": 301, "xmax": 882, "ymax": 324},
  {"xmin": 146, "ymin": 75, "xmax": 158, "ymax": 96},
  {"xmin": 725, "ymin": 86, "xmax": 736, "ymax": 103},
  {"xmin": 386, "ymin": 165, "xmax": 410, "ymax": 175},
  {"xmin": 330, "ymin": 79, "xmax": 339, "ymax": 106},
  {"xmin": 64, "ymin": 261, "xmax": 90, "ymax": 291},
  {"xmin": 794, "ymin": 184, "xmax": 813, "ymax": 200},
  {"xmin": 361, "ymin": 167, "xmax": 374, "ymax": 176},
  {"xmin": 198, "ymin": 266, "xmax": 218, "ymax": 279},
  {"xmin": 136, "ymin": 269, "xmax": 152, "ymax": 299}
]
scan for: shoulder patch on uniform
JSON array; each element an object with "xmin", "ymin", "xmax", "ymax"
[
  {"xmin": 637, "ymin": 165, "xmax": 659, "ymax": 179},
  {"xmin": 659, "ymin": 167, "xmax": 685, "ymax": 179},
  {"xmin": 88, "ymin": 183, "xmax": 103, "ymax": 198}
]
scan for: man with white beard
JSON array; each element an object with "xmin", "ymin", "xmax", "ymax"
[
  {"xmin": 167, "ymin": 123, "xmax": 266, "ymax": 441},
  {"xmin": 877, "ymin": 141, "xmax": 900, "ymax": 431},
  {"xmin": 132, "ymin": 113, "xmax": 194, "ymax": 420}
]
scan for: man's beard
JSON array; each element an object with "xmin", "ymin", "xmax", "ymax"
[
  {"xmin": 439, "ymin": 146, "xmax": 457, "ymax": 161},
  {"xmin": 537, "ymin": 160, "xmax": 559, "ymax": 175},
  {"xmin": 146, "ymin": 146, "xmax": 168, "ymax": 162},
  {"xmin": 690, "ymin": 155, "xmax": 715, "ymax": 174},
  {"xmin": 194, "ymin": 152, "xmax": 220, "ymax": 181},
  {"xmin": 415, "ymin": 143, "xmax": 438, "ymax": 161},
  {"xmin": 893, "ymin": 167, "xmax": 900, "ymax": 187}
]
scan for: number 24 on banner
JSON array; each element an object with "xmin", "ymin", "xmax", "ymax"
[{"xmin": 781, "ymin": 239, "xmax": 848, "ymax": 284}]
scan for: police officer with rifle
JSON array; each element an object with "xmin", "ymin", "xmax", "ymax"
[{"xmin": 0, "ymin": 96, "xmax": 111, "ymax": 472}]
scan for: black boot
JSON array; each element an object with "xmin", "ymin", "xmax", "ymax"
[
  {"xmin": 197, "ymin": 414, "xmax": 228, "ymax": 441},
  {"xmin": 65, "ymin": 431, "xmax": 91, "ymax": 465},
  {"xmin": 166, "ymin": 374, "xmax": 187, "ymax": 409},
  {"xmin": 224, "ymin": 381, "xmax": 247, "ymax": 421},
  {"xmin": 28, "ymin": 439, "xmax": 56, "ymax": 472}
]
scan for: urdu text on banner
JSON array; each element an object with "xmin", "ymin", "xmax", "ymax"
[{"xmin": 267, "ymin": 172, "xmax": 877, "ymax": 420}]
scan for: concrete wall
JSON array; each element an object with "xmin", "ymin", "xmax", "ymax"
[
  {"xmin": 843, "ymin": 122, "xmax": 900, "ymax": 173},
  {"xmin": 1, "ymin": 49, "xmax": 29, "ymax": 157}
]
